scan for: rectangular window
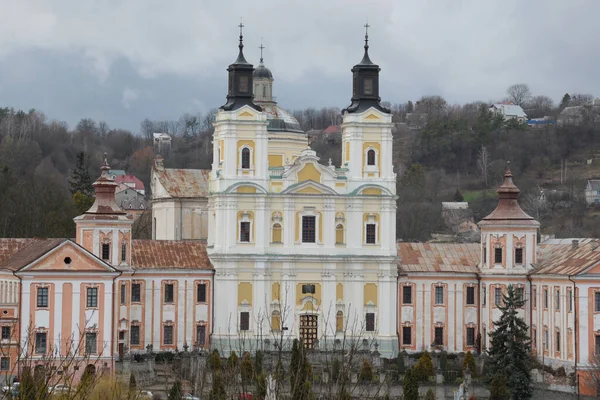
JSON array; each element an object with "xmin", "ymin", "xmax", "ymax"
[
  {"xmin": 131, "ymin": 283, "xmax": 141, "ymax": 303},
  {"xmin": 434, "ymin": 327, "xmax": 444, "ymax": 346},
  {"xmin": 0, "ymin": 357, "xmax": 9, "ymax": 371},
  {"xmin": 365, "ymin": 224, "xmax": 376, "ymax": 244},
  {"xmin": 466, "ymin": 287, "xmax": 475, "ymax": 305},
  {"xmin": 121, "ymin": 244, "xmax": 127, "ymax": 262},
  {"xmin": 302, "ymin": 284, "xmax": 316, "ymax": 294},
  {"xmin": 1, "ymin": 326, "xmax": 10, "ymax": 340},
  {"xmin": 555, "ymin": 289, "xmax": 560, "ymax": 311},
  {"xmin": 515, "ymin": 248, "xmax": 523, "ymax": 264},
  {"xmin": 120, "ymin": 284, "xmax": 126, "ymax": 305},
  {"xmin": 435, "ymin": 286, "xmax": 444, "ymax": 305},
  {"xmin": 466, "ymin": 327, "xmax": 475, "ymax": 346},
  {"xmin": 494, "ymin": 287, "xmax": 502, "ymax": 306},
  {"xmin": 85, "ymin": 332, "xmax": 97, "ymax": 354},
  {"xmin": 568, "ymin": 290, "xmax": 573, "ymax": 312},
  {"xmin": 119, "ymin": 331, "xmax": 125, "ymax": 340},
  {"xmin": 595, "ymin": 292, "xmax": 600, "ymax": 312},
  {"xmin": 37, "ymin": 287, "xmax": 49, "ymax": 308},
  {"xmin": 556, "ymin": 331, "xmax": 560, "ymax": 352},
  {"xmin": 130, "ymin": 326, "xmax": 140, "ymax": 346},
  {"xmin": 239, "ymin": 76, "xmax": 249, "ymax": 93},
  {"xmin": 596, "ymin": 335, "xmax": 600, "ymax": 355},
  {"xmin": 363, "ymin": 77, "xmax": 373, "ymax": 95},
  {"xmin": 102, "ymin": 243, "xmax": 110, "ymax": 260},
  {"xmin": 544, "ymin": 288, "xmax": 549, "ymax": 309},
  {"xmin": 163, "ymin": 326, "xmax": 173, "ymax": 345},
  {"xmin": 35, "ymin": 332, "xmax": 47, "ymax": 354},
  {"xmin": 365, "ymin": 313, "xmax": 375, "ymax": 332},
  {"xmin": 515, "ymin": 287, "xmax": 524, "ymax": 303},
  {"xmin": 402, "ymin": 326, "xmax": 412, "ymax": 345},
  {"xmin": 533, "ymin": 287, "xmax": 537, "ymax": 308},
  {"xmin": 494, "ymin": 248, "xmax": 502, "ymax": 264},
  {"xmin": 532, "ymin": 329, "xmax": 537, "ymax": 348},
  {"xmin": 197, "ymin": 284, "xmax": 207, "ymax": 303},
  {"xmin": 86, "ymin": 287, "xmax": 98, "ymax": 308},
  {"xmin": 483, "ymin": 287, "xmax": 487, "ymax": 306},
  {"xmin": 240, "ymin": 221, "xmax": 251, "ymax": 242},
  {"xmin": 544, "ymin": 329, "xmax": 549, "ymax": 350},
  {"xmin": 483, "ymin": 247, "xmax": 486, "ymax": 263},
  {"xmin": 240, "ymin": 312, "xmax": 250, "ymax": 331},
  {"xmin": 402, "ymin": 286, "xmax": 412, "ymax": 304},
  {"xmin": 164, "ymin": 284, "xmax": 174, "ymax": 303},
  {"xmin": 197, "ymin": 325, "xmax": 206, "ymax": 346},
  {"xmin": 302, "ymin": 216, "xmax": 316, "ymax": 243}
]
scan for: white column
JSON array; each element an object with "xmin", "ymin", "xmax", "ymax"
[
  {"xmin": 323, "ymin": 199, "xmax": 335, "ymax": 248},
  {"xmin": 284, "ymin": 198, "xmax": 295, "ymax": 248},
  {"xmin": 506, "ymin": 233, "xmax": 513, "ymax": 269},
  {"xmin": 321, "ymin": 266, "xmax": 337, "ymax": 336},
  {"xmin": 255, "ymin": 197, "xmax": 267, "ymax": 253}
]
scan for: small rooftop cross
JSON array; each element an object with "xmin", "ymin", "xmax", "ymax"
[
  {"xmin": 364, "ymin": 22, "xmax": 370, "ymax": 47},
  {"xmin": 259, "ymin": 39, "xmax": 265, "ymax": 63},
  {"xmin": 238, "ymin": 19, "xmax": 244, "ymax": 48}
]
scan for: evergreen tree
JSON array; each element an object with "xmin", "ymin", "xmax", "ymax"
[
  {"xmin": 396, "ymin": 351, "xmax": 406, "ymax": 379},
  {"xmin": 489, "ymin": 375, "xmax": 509, "ymax": 400},
  {"xmin": 462, "ymin": 351, "xmax": 476, "ymax": 376},
  {"xmin": 290, "ymin": 340, "xmax": 314, "ymax": 400},
  {"xmin": 359, "ymin": 359, "xmax": 374, "ymax": 382},
  {"xmin": 129, "ymin": 373, "xmax": 137, "ymax": 393},
  {"xmin": 167, "ymin": 381, "xmax": 182, "ymax": 400},
  {"xmin": 290, "ymin": 339, "xmax": 301, "ymax": 388},
  {"xmin": 414, "ymin": 351, "xmax": 434, "ymax": 383},
  {"xmin": 487, "ymin": 285, "xmax": 532, "ymax": 400},
  {"xmin": 241, "ymin": 351, "xmax": 254, "ymax": 385},
  {"xmin": 210, "ymin": 372, "xmax": 227, "ymax": 400},
  {"xmin": 559, "ymin": 93, "xmax": 571, "ymax": 110},
  {"xmin": 453, "ymin": 188, "xmax": 464, "ymax": 202},
  {"xmin": 439, "ymin": 351, "xmax": 448, "ymax": 372},
  {"xmin": 226, "ymin": 350, "xmax": 238, "ymax": 372},
  {"xmin": 69, "ymin": 151, "xmax": 94, "ymax": 196},
  {"xmin": 425, "ymin": 387, "xmax": 436, "ymax": 400},
  {"xmin": 402, "ymin": 368, "xmax": 419, "ymax": 400}
]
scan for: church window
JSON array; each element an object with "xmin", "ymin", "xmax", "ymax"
[
  {"xmin": 240, "ymin": 312, "xmax": 250, "ymax": 331},
  {"xmin": 483, "ymin": 246, "xmax": 486, "ymax": 263},
  {"xmin": 515, "ymin": 248, "xmax": 523, "ymax": 264},
  {"xmin": 363, "ymin": 77, "xmax": 373, "ymax": 95},
  {"xmin": 197, "ymin": 283, "xmax": 207, "ymax": 303},
  {"xmin": 365, "ymin": 313, "xmax": 375, "ymax": 332},
  {"xmin": 483, "ymin": 286, "xmax": 486, "ymax": 306},
  {"xmin": 85, "ymin": 332, "xmax": 97, "ymax": 355},
  {"xmin": 302, "ymin": 284, "xmax": 316, "ymax": 294},
  {"xmin": 239, "ymin": 75, "xmax": 249, "ymax": 93},
  {"xmin": 0, "ymin": 357, "xmax": 9, "ymax": 371},
  {"xmin": 120, "ymin": 284, "xmax": 126, "ymax": 305},
  {"xmin": 163, "ymin": 325, "xmax": 173, "ymax": 345},
  {"xmin": 2, "ymin": 326, "xmax": 11, "ymax": 340},
  {"xmin": 336, "ymin": 311, "xmax": 344, "ymax": 332},
  {"xmin": 466, "ymin": 327, "xmax": 475, "ymax": 346},
  {"xmin": 543, "ymin": 328, "xmax": 549, "ymax": 350},
  {"xmin": 532, "ymin": 328, "xmax": 537, "ymax": 348},
  {"xmin": 37, "ymin": 287, "xmax": 49, "ymax": 308},
  {"xmin": 272, "ymin": 223, "xmax": 282, "ymax": 243},
  {"xmin": 544, "ymin": 288, "xmax": 549, "ymax": 309},
  {"xmin": 533, "ymin": 287, "xmax": 537, "ymax": 308},
  {"xmin": 262, "ymin": 86, "xmax": 266, "ymax": 98},
  {"xmin": 494, "ymin": 247, "xmax": 502, "ymax": 264},
  {"xmin": 86, "ymin": 287, "xmax": 98, "ymax": 308},
  {"xmin": 130, "ymin": 325, "xmax": 140, "ymax": 345},
  {"xmin": 435, "ymin": 286, "xmax": 444, "ymax": 305},
  {"xmin": 402, "ymin": 326, "xmax": 412, "ymax": 345},
  {"xmin": 515, "ymin": 287, "xmax": 524, "ymax": 303},
  {"xmin": 121, "ymin": 243, "xmax": 127, "ymax": 262},
  {"xmin": 241, "ymin": 148, "xmax": 251, "ymax": 169},
  {"xmin": 365, "ymin": 223, "xmax": 376, "ymax": 244},
  {"xmin": 164, "ymin": 284, "xmax": 174, "ymax": 303},
  {"xmin": 271, "ymin": 311, "xmax": 281, "ymax": 331},
  {"xmin": 102, "ymin": 243, "xmax": 110, "ymax": 261},
  {"xmin": 568, "ymin": 289, "xmax": 572, "ymax": 312},
  {"xmin": 196, "ymin": 325, "xmax": 206, "ymax": 346},
  {"xmin": 131, "ymin": 283, "xmax": 141, "ymax": 302},
  {"xmin": 335, "ymin": 224, "xmax": 344, "ymax": 244},
  {"xmin": 367, "ymin": 149, "xmax": 376, "ymax": 166},
  {"xmin": 302, "ymin": 216, "xmax": 316, "ymax": 243},
  {"xmin": 555, "ymin": 289, "xmax": 560, "ymax": 310},
  {"xmin": 35, "ymin": 332, "xmax": 47, "ymax": 354},
  {"xmin": 434, "ymin": 327, "xmax": 444, "ymax": 346},
  {"xmin": 596, "ymin": 335, "xmax": 600, "ymax": 355},
  {"xmin": 403, "ymin": 286, "xmax": 412, "ymax": 304},
  {"xmin": 466, "ymin": 287, "xmax": 475, "ymax": 305},
  {"xmin": 494, "ymin": 287, "xmax": 502, "ymax": 306},
  {"xmin": 240, "ymin": 221, "xmax": 251, "ymax": 242},
  {"xmin": 556, "ymin": 331, "xmax": 561, "ymax": 352}
]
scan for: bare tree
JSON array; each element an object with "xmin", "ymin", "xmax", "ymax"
[
  {"xmin": 477, "ymin": 146, "xmax": 492, "ymax": 188},
  {"xmin": 506, "ymin": 84, "xmax": 532, "ymax": 106}
]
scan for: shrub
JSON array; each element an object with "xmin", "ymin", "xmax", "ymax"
[
  {"xmin": 332, "ymin": 358, "xmax": 341, "ymax": 382},
  {"xmin": 241, "ymin": 352, "xmax": 254, "ymax": 384},
  {"xmin": 396, "ymin": 351, "xmax": 406, "ymax": 374},
  {"xmin": 462, "ymin": 351, "xmax": 476, "ymax": 376},
  {"xmin": 555, "ymin": 366, "xmax": 566, "ymax": 377},
  {"xmin": 402, "ymin": 368, "xmax": 419, "ymax": 400},
  {"xmin": 439, "ymin": 351, "xmax": 448, "ymax": 371},
  {"xmin": 207, "ymin": 349, "xmax": 222, "ymax": 372},
  {"xmin": 226, "ymin": 350, "xmax": 238, "ymax": 372},
  {"xmin": 425, "ymin": 388, "xmax": 436, "ymax": 400},
  {"xmin": 414, "ymin": 351, "xmax": 434, "ymax": 382},
  {"xmin": 167, "ymin": 381, "xmax": 182, "ymax": 400},
  {"xmin": 359, "ymin": 359, "xmax": 374, "ymax": 382}
]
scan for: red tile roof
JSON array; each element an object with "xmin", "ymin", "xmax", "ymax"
[
  {"xmin": 0, "ymin": 239, "xmax": 66, "ymax": 271},
  {"xmin": 115, "ymin": 174, "xmax": 145, "ymax": 191},
  {"xmin": 398, "ymin": 242, "xmax": 480, "ymax": 273},
  {"xmin": 131, "ymin": 240, "xmax": 212, "ymax": 270},
  {"xmin": 533, "ymin": 239, "xmax": 600, "ymax": 275},
  {"xmin": 0, "ymin": 238, "xmax": 37, "ymax": 265}
]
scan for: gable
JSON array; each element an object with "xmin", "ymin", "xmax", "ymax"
[
  {"xmin": 282, "ymin": 180, "xmax": 338, "ymax": 195},
  {"xmin": 21, "ymin": 241, "xmax": 115, "ymax": 273},
  {"xmin": 364, "ymin": 113, "xmax": 380, "ymax": 120},
  {"xmin": 297, "ymin": 163, "xmax": 322, "ymax": 183}
]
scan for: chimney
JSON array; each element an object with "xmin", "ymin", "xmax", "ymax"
[
  {"xmin": 572, "ymin": 239, "xmax": 579, "ymax": 249},
  {"xmin": 592, "ymin": 240, "xmax": 599, "ymax": 250}
]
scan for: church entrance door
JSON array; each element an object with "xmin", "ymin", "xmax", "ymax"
[{"xmin": 299, "ymin": 314, "xmax": 318, "ymax": 349}]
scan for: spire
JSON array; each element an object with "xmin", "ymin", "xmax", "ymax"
[
  {"xmin": 359, "ymin": 22, "xmax": 374, "ymax": 65},
  {"xmin": 81, "ymin": 153, "xmax": 126, "ymax": 216},
  {"xmin": 234, "ymin": 20, "xmax": 249, "ymax": 65}
]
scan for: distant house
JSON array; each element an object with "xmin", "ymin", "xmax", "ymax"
[
  {"xmin": 489, "ymin": 103, "xmax": 527, "ymax": 122},
  {"xmin": 585, "ymin": 179, "xmax": 600, "ymax": 206},
  {"xmin": 558, "ymin": 98, "xmax": 600, "ymax": 125},
  {"xmin": 115, "ymin": 184, "xmax": 148, "ymax": 219},
  {"xmin": 114, "ymin": 174, "xmax": 145, "ymax": 196},
  {"xmin": 153, "ymin": 132, "xmax": 172, "ymax": 155},
  {"xmin": 108, "ymin": 169, "xmax": 126, "ymax": 180},
  {"xmin": 441, "ymin": 202, "xmax": 479, "ymax": 237}
]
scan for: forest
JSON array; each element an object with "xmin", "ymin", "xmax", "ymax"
[{"xmin": 1, "ymin": 84, "xmax": 599, "ymax": 240}]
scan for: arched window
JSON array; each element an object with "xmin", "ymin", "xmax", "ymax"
[
  {"xmin": 271, "ymin": 311, "xmax": 281, "ymax": 331},
  {"xmin": 336, "ymin": 311, "xmax": 344, "ymax": 332},
  {"xmin": 272, "ymin": 223, "xmax": 282, "ymax": 243},
  {"xmin": 241, "ymin": 148, "xmax": 251, "ymax": 169},
  {"xmin": 367, "ymin": 149, "xmax": 376, "ymax": 166},
  {"xmin": 335, "ymin": 224, "xmax": 344, "ymax": 244}
]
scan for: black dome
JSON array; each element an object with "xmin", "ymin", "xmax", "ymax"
[{"xmin": 253, "ymin": 62, "xmax": 273, "ymax": 79}]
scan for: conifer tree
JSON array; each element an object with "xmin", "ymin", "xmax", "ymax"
[
  {"xmin": 167, "ymin": 380, "xmax": 182, "ymax": 400},
  {"xmin": 69, "ymin": 151, "xmax": 94, "ymax": 196},
  {"xmin": 487, "ymin": 285, "xmax": 532, "ymax": 400},
  {"xmin": 414, "ymin": 351, "xmax": 434, "ymax": 383},
  {"xmin": 425, "ymin": 387, "xmax": 436, "ymax": 400},
  {"xmin": 129, "ymin": 373, "xmax": 137, "ymax": 393},
  {"xmin": 462, "ymin": 351, "xmax": 476, "ymax": 376},
  {"xmin": 402, "ymin": 368, "xmax": 419, "ymax": 400}
]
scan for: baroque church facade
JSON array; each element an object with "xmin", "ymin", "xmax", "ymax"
[{"xmin": 2, "ymin": 28, "xmax": 600, "ymax": 396}]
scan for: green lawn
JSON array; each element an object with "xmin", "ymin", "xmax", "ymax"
[{"xmin": 463, "ymin": 189, "xmax": 496, "ymax": 202}]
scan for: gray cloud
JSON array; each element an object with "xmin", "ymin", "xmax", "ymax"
[{"xmin": 1, "ymin": 0, "xmax": 599, "ymax": 131}]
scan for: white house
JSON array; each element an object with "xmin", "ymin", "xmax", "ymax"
[{"xmin": 489, "ymin": 103, "xmax": 527, "ymax": 122}]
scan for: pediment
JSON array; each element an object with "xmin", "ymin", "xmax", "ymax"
[
  {"xmin": 281, "ymin": 180, "xmax": 337, "ymax": 195},
  {"xmin": 236, "ymin": 106, "xmax": 260, "ymax": 119},
  {"xmin": 20, "ymin": 241, "xmax": 116, "ymax": 273}
]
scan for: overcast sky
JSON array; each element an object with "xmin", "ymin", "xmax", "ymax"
[{"xmin": 1, "ymin": 0, "xmax": 599, "ymax": 132}]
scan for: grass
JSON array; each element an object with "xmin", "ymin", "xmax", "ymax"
[{"xmin": 463, "ymin": 189, "xmax": 496, "ymax": 202}]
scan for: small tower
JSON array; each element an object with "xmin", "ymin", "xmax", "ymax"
[
  {"xmin": 74, "ymin": 153, "xmax": 133, "ymax": 266},
  {"xmin": 478, "ymin": 165, "xmax": 539, "ymax": 272},
  {"xmin": 211, "ymin": 23, "xmax": 269, "ymax": 192},
  {"xmin": 341, "ymin": 25, "xmax": 395, "ymax": 193},
  {"xmin": 253, "ymin": 41, "xmax": 274, "ymax": 103}
]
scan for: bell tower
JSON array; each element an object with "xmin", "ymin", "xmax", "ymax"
[
  {"xmin": 74, "ymin": 153, "xmax": 133, "ymax": 266},
  {"xmin": 341, "ymin": 25, "xmax": 395, "ymax": 193}
]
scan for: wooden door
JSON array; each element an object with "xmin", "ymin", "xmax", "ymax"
[{"xmin": 299, "ymin": 314, "xmax": 318, "ymax": 349}]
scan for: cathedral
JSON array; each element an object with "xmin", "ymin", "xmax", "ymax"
[{"xmin": 1, "ymin": 27, "xmax": 600, "ymax": 396}]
